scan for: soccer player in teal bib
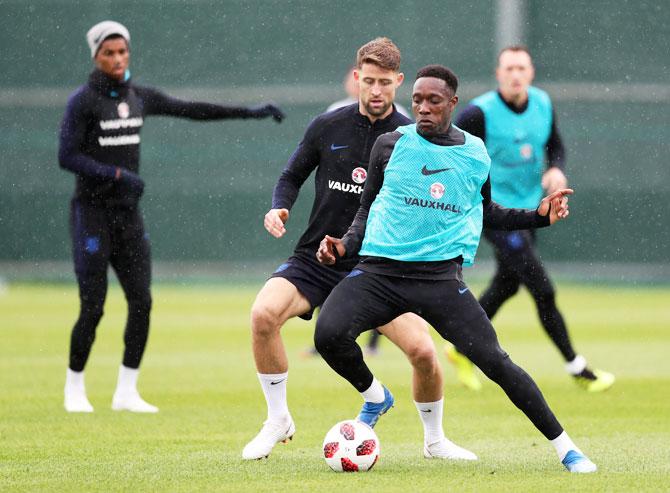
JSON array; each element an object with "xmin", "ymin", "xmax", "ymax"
[
  {"xmin": 449, "ymin": 46, "xmax": 614, "ymax": 393},
  {"xmin": 314, "ymin": 65, "xmax": 597, "ymax": 473}
]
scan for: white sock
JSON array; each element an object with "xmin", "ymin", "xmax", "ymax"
[
  {"xmin": 257, "ymin": 372, "xmax": 290, "ymax": 422},
  {"xmin": 360, "ymin": 377, "xmax": 385, "ymax": 403},
  {"xmin": 565, "ymin": 355, "xmax": 587, "ymax": 375},
  {"xmin": 414, "ymin": 398, "xmax": 445, "ymax": 445},
  {"xmin": 115, "ymin": 365, "xmax": 139, "ymax": 394},
  {"xmin": 551, "ymin": 431, "xmax": 582, "ymax": 461},
  {"xmin": 65, "ymin": 368, "xmax": 85, "ymax": 390}
]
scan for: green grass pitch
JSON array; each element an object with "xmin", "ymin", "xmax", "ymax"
[{"xmin": 1, "ymin": 282, "xmax": 669, "ymax": 492}]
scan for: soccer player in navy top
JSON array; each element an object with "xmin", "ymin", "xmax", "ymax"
[
  {"xmin": 450, "ymin": 46, "xmax": 614, "ymax": 392},
  {"xmin": 243, "ymin": 38, "xmax": 475, "ymax": 462},
  {"xmin": 315, "ymin": 65, "xmax": 597, "ymax": 473},
  {"xmin": 59, "ymin": 21, "xmax": 284, "ymax": 414}
]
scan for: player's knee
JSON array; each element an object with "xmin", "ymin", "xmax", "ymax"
[
  {"xmin": 128, "ymin": 293, "xmax": 152, "ymax": 316},
  {"xmin": 313, "ymin": 318, "xmax": 333, "ymax": 355},
  {"xmin": 404, "ymin": 342, "xmax": 439, "ymax": 372},
  {"xmin": 534, "ymin": 286, "xmax": 556, "ymax": 307},
  {"xmin": 476, "ymin": 349, "xmax": 511, "ymax": 379},
  {"xmin": 250, "ymin": 302, "xmax": 282, "ymax": 337},
  {"xmin": 313, "ymin": 313, "xmax": 348, "ymax": 358},
  {"xmin": 79, "ymin": 300, "xmax": 104, "ymax": 325}
]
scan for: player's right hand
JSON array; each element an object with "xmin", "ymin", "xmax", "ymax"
[
  {"xmin": 264, "ymin": 208, "xmax": 289, "ymax": 238},
  {"xmin": 317, "ymin": 235, "xmax": 346, "ymax": 265},
  {"xmin": 537, "ymin": 188, "xmax": 573, "ymax": 224}
]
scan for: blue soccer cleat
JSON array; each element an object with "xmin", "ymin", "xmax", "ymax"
[
  {"xmin": 356, "ymin": 386, "xmax": 394, "ymax": 428},
  {"xmin": 561, "ymin": 450, "xmax": 598, "ymax": 473}
]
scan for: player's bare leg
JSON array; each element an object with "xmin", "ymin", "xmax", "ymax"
[
  {"xmin": 243, "ymin": 277, "xmax": 310, "ymax": 460},
  {"xmin": 378, "ymin": 314, "xmax": 441, "ymax": 402},
  {"xmin": 252, "ymin": 278, "xmax": 310, "ymax": 373},
  {"xmin": 377, "ymin": 313, "xmax": 477, "ymax": 460}
]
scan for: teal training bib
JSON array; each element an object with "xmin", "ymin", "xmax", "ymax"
[
  {"xmin": 360, "ymin": 124, "xmax": 490, "ymax": 266},
  {"xmin": 471, "ymin": 86, "xmax": 552, "ymax": 208}
]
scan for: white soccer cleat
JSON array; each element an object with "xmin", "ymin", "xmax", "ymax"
[
  {"xmin": 112, "ymin": 391, "xmax": 159, "ymax": 413},
  {"xmin": 64, "ymin": 387, "xmax": 94, "ymax": 413},
  {"xmin": 424, "ymin": 437, "xmax": 478, "ymax": 461},
  {"xmin": 242, "ymin": 416, "xmax": 296, "ymax": 460},
  {"xmin": 562, "ymin": 450, "xmax": 598, "ymax": 473}
]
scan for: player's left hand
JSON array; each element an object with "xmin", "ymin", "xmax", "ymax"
[
  {"xmin": 249, "ymin": 103, "xmax": 285, "ymax": 123},
  {"xmin": 316, "ymin": 235, "xmax": 346, "ymax": 265},
  {"xmin": 537, "ymin": 188, "xmax": 573, "ymax": 224},
  {"xmin": 542, "ymin": 167, "xmax": 568, "ymax": 194}
]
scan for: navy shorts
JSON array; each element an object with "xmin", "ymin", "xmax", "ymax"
[{"xmin": 270, "ymin": 255, "xmax": 348, "ymax": 320}]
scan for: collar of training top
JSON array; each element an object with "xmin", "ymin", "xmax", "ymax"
[
  {"xmin": 416, "ymin": 124, "xmax": 466, "ymax": 147},
  {"xmin": 496, "ymin": 89, "xmax": 529, "ymax": 114},
  {"xmin": 352, "ymin": 103, "xmax": 402, "ymax": 128},
  {"xmin": 88, "ymin": 69, "xmax": 131, "ymax": 98}
]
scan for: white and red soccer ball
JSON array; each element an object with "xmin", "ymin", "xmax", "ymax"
[{"xmin": 322, "ymin": 420, "xmax": 380, "ymax": 472}]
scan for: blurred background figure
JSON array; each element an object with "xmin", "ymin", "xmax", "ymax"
[
  {"xmin": 449, "ymin": 46, "xmax": 615, "ymax": 392},
  {"xmin": 60, "ymin": 20, "xmax": 284, "ymax": 414}
]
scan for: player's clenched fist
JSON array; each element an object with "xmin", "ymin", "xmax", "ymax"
[
  {"xmin": 264, "ymin": 208, "xmax": 289, "ymax": 238},
  {"xmin": 537, "ymin": 188, "xmax": 573, "ymax": 224},
  {"xmin": 316, "ymin": 235, "xmax": 346, "ymax": 265}
]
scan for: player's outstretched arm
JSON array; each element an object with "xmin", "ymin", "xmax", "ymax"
[
  {"xmin": 137, "ymin": 87, "xmax": 285, "ymax": 122},
  {"xmin": 264, "ymin": 208, "xmax": 289, "ymax": 238},
  {"xmin": 537, "ymin": 188, "xmax": 573, "ymax": 224},
  {"xmin": 247, "ymin": 103, "xmax": 285, "ymax": 123},
  {"xmin": 482, "ymin": 174, "xmax": 572, "ymax": 230},
  {"xmin": 316, "ymin": 236, "xmax": 346, "ymax": 265}
]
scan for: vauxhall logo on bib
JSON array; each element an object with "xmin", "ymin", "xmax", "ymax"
[{"xmin": 401, "ymin": 180, "xmax": 462, "ymax": 213}]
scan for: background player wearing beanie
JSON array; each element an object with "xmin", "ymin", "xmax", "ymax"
[
  {"xmin": 449, "ymin": 46, "xmax": 615, "ymax": 392},
  {"xmin": 59, "ymin": 21, "xmax": 284, "ymax": 413},
  {"xmin": 315, "ymin": 64, "xmax": 597, "ymax": 473},
  {"xmin": 243, "ymin": 38, "xmax": 475, "ymax": 462}
]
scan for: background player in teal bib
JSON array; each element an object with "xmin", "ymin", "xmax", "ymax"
[
  {"xmin": 314, "ymin": 64, "xmax": 598, "ymax": 473},
  {"xmin": 451, "ymin": 46, "xmax": 614, "ymax": 392}
]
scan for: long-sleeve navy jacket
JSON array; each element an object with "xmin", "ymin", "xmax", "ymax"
[{"xmin": 271, "ymin": 103, "xmax": 411, "ymax": 271}]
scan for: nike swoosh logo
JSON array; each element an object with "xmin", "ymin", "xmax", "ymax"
[
  {"xmin": 330, "ymin": 144, "xmax": 348, "ymax": 151},
  {"xmin": 458, "ymin": 287, "xmax": 469, "ymax": 294},
  {"xmin": 421, "ymin": 165, "xmax": 454, "ymax": 176},
  {"xmin": 270, "ymin": 378, "xmax": 286, "ymax": 385},
  {"xmin": 420, "ymin": 409, "xmax": 432, "ymax": 413}
]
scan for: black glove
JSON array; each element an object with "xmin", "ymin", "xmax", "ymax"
[
  {"xmin": 118, "ymin": 169, "xmax": 145, "ymax": 197},
  {"xmin": 249, "ymin": 103, "xmax": 285, "ymax": 123}
]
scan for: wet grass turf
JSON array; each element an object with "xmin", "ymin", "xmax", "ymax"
[{"xmin": 1, "ymin": 282, "xmax": 669, "ymax": 492}]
